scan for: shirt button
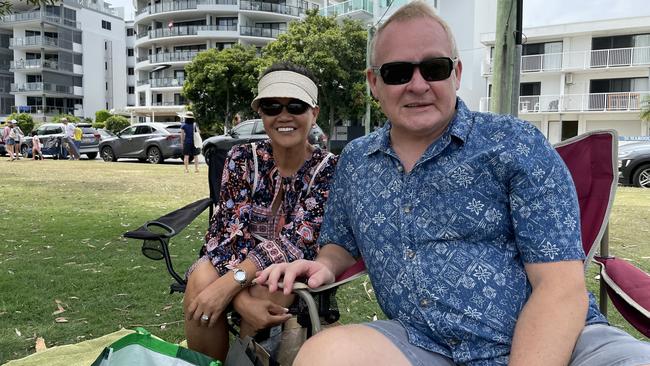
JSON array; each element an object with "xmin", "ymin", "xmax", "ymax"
[
  {"xmin": 406, "ymin": 249, "xmax": 416, "ymax": 259},
  {"xmin": 403, "ymin": 205, "xmax": 411, "ymax": 213},
  {"xmin": 419, "ymin": 298, "xmax": 430, "ymax": 307},
  {"xmin": 397, "ymin": 165, "xmax": 404, "ymax": 172}
]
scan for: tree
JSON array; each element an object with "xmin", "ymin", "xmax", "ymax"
[
  {"xmin": 52, "ymin": 114, "xmax": 80, "ymax": 123},
  {"xmin": 641, "ymin": 95, "xmax": 650, "ymax": 122},
  {"xmin": 104, "ymin": 115, "xmax": 130, "ymax": 133},
  {"xmin": 260, "ymin": 11, "xmax": 375, "ymax": 135},
  {"xmin": 6, "ymin": 113, "xmax": 35, "ymax": 134},
  {"xmin": 0, "ymin": 0, "xmax": 56, "ymax": 16},
  {"xmin": 95, "ymin": 110, "xmax": 112, "ymax": 124},
  {"xmin": 183, "ymin": 44, "xmax": 260, "ymax": 134}
]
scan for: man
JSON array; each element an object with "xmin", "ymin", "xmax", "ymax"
[
  {"xmin": 61, "ymin": 117, "xmax": 80, "ymax": 160},
  {"xmin": 256, "ymin": 2, "xmax": 650, "ymax": 365}
]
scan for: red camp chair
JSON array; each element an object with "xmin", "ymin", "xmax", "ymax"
[{"xmin": 555, "ymin": 130, "xmax": 650, "ymax": 337}]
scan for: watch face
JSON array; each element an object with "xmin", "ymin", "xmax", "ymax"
[{"xmin": 234, "ymin": 269, "xmax": 246, "ymax": 283}]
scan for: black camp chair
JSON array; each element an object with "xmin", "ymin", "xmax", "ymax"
[{"xmin": 123, "ymin": 147, "xmax": 342, "ymax": 356}]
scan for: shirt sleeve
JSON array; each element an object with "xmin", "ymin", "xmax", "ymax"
[
  {"xmin": 203, "ymin": 144, "xmax": 257, "ymax": 276},
  {"xmin": 316, "ymin": 146, "xmax": 361, "ymax": 258},
  {"xmin": 508, "ymin": 125, "xmax": 585, "ymax": 264},
  {"xmin": 247, "ymin": 154, "xmax": 339, "ymax": 270}
]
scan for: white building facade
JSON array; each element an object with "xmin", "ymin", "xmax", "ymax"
[
  {"xmin": 481, "ymin": 16, "xmax": 650, "ymax": 143},
  {"xmin": 129, "ymin": 0, "xmax": 322, "ymax": 122},
  {"xmin": 0, "ymin": 0, "xmax": 127, "ymax": 122}
]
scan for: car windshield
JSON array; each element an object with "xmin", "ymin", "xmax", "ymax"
[
  {"xmin": 232, "ymin": 121, "xmax": 255, "ymax": 135},
  {"xmin": 166, "ymin": 125, "xmax": 182, "ymax": 133}
]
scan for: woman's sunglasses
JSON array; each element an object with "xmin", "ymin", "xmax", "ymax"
[
  {"xmin": 259, "ymin": 99, "xmax": 310, "ymax": 116},
  {"xmin": 372, "ymin": 57, "xmax": 457, "ymax": 85}
]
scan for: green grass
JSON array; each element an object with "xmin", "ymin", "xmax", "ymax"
[{"xmin": 0, "ymin": 159, "xmax": 648, "ymax": 363}]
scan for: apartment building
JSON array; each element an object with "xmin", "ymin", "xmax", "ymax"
[
  {"xmin": 481, "ymin": 16, "xmax": 650, "ymax": 143},
  {"xmin": 0, "ymin": 0, "xmax": 127, "ymax": 122},
  {"xmin": 129, "ymin": 0, "xmax": 322, "ymax": 122}
]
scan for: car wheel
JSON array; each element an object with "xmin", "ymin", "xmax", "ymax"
[
  {"xmin": 20, "ymin": 144, "xmax": 29, "ymax": 158},
  {"xmin": 86, "ymin": 152, "xmax": 97, "ymax": 160},
  {"xmin": 147, "ymin": 146, "xmax": 163, "ymax": 164},
  {"xmin": 101, "ymin": 146, "xmax": 117, "ymax": 162},
  {"xmin": 633, "ymin": 164, "xmax": 650, "ymax": 188}
]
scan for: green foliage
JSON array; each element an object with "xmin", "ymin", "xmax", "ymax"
[
  {"xmin": 183, "ymin": 44, "xmax": 260, "ymax": 133},
  {"xmin": 92, "ymin": 122, "xmax": 106, "ymax": 129},
  {"xmin": 82, "ymin": 117, "xmax": 94, "ymax": 124},
  {"xmin": 95, "ymin": 109, "xmax": 112, "ymax": 124},
  {"xmin": 260, "ymin": 11, "xmax": 382, "ymax": 134},
  {"xmin": 6, "ymin": 112, "xmax": 35, "ymax": 134},
  {"xmin": 641, "ymin": 95, "xmax": 650, "ymax": 122},
  {"xmin": 0, "ymin": 0, "xmax": 56, "ymax": 16},
  {"xmin": 104, "ymin": 115, "xmax": 130, "ymax": 133},
  {"xmin": 52, "ymin": 114, "xmax": 80, "ymax": 123}
]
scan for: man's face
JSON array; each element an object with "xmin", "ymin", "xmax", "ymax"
[{"xmin": 368, "ymin": 17, "xmax": 462, "ymax": 141}]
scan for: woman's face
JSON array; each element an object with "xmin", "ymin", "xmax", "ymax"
[{"xmin": 259, "ymin": 97, "xmax": 319, "ymax": 150}]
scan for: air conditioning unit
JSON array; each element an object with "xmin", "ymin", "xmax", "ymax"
[{"xmin": 565, "ymin": 73, "xmax": 574, "ymax": 85}]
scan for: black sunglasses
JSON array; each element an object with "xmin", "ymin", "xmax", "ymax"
[
  {"xmin": 372, "ymin": 57, "xmax": 457, "ymax": 85},
  {"xmin": 259, "ymin": 99, "xmax": 310, "ymax": 116}
]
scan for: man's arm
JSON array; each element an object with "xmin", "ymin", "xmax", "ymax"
[
  {"xmin": 255, "ymin": 244, "xmax": 357, "ymax": 295},
  {"xmin": 508, "ymin": 260, "xmax": 588, "ymax": 366}
]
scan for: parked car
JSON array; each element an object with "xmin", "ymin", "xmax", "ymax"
[
  {"xmin": 201, "ymin": 119, "xmax": 328, "ymax": 163},
  {"xmin": 97, "ymin": 128, "xmax": 116, "ymax": 141},
  {"xmin": 21, "ymin": 122, "xmax": 101, "ymax": 159},
  {"xmin": 99, "ymin": 122, "xmax": 183, "ymax": 164},
  {"xmin": 618, "ymin": 140, "xmax": 650, "ymax": 188}
]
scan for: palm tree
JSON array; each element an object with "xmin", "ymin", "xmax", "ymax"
[{"xmin": 642, "ymin": 95, "xmax": 650, "ymax": 122}]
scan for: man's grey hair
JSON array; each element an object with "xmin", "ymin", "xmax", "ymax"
[{"xmin": 370, "ymin": 0, "xmax": 459, "ymax": 65}]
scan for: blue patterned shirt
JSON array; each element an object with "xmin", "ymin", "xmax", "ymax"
[{"xmin": 318, "ymin": 98, "xmax": 607, "ymax": 365}]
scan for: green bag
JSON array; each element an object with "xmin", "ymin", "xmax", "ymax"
[{"xmin": 91, "ymin": 328, "xmax": 221, "ymax": 366}]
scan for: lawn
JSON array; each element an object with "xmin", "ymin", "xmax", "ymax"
[{"xmin": 0, "ymin": 159, "xmax": 648, "ymax": 363}]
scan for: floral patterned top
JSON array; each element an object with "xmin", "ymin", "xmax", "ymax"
[{"xmin": 204, "ymin": 139, "xmax": 338, "ymax": 276}]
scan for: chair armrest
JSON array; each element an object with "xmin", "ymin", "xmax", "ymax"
[{"xmin": 124, "ymin": 197, "xmax": 212, "ymax": 240}]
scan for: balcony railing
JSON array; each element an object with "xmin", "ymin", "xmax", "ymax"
[
  {"xmin": 11, "ymin": 105, "xmax": 77, "ymax": 115},
  {"xmin": 10, "ymin": 36, "xmax": 61, "ymax": 48},
  {"xmin": 139, "ymin": 25, "xmax": 230, "ymax": 40},
  {"xmin": 136, "ymin": 0, "xmax": 198, "ymax": 16},
  {"xmin": 150, "ymin": 77, "xmax": 185, "ymax": 87},
  {"xmin": 11, "ymin": 82, "xmax": 77, "ymax": 95},
  {"xmin": 319, "ymin": 0, "xmax": 372, "ymax": 17},
  {"xmin": 240, "ymin": 0, "xmax": 310, "ymax": 17},
  {"xmin": 0, "ymin": 11, "xmax": 80, "ymax": 28},
  {"xmin": 240, "ymin": 25, "xmax": 286, "ymax": 38},
  {"xmin": 485, "ymin": 46, "xmax": 650, "ymax": 74},
  {"xmin": 10, "ymin": 59, "xmax": 74, "ymax": 73},
  {"xmin": 479, "ymin": 91, "xmax": 650, "ymax": 113},
  {"xmin": 150, "ymin": 51, "xmax": 201, "ymax": 63}
]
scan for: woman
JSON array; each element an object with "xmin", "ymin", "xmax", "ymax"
[
  {"xmin": 180, "ymin": 112, "xmax": 201, "ymax": 173},
  {"xmin": 183, "ymin": 62, "xmax": 337, "ymax": 360}
]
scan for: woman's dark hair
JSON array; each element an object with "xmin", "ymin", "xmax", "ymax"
[
  {"xmin": 184, "ymin": 118, "xmax": 194, "ymax": 124},
  {"xmin": 260, "ymin": 61, "xmax": 319, "ymax": 85}
]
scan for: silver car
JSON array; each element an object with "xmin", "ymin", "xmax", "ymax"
[
  {"xmin": 99, "ymin": 122, "xmax": 183, "ymax": 164},
  {"xmin": 22, "ymin": 122, "xmax": 100, "ymax": 159}
]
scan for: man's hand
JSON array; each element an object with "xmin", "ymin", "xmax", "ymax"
[{"xmin": 255, "ymin": 260, "xmax": 336, "ymax": 295}]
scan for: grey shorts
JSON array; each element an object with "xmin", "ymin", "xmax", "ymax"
[{"xmin": 365, "ymin": 320, "xmax": 650, "ymax": 366}]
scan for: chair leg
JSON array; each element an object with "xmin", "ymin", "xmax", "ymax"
[
  {"xmin": 294, "ymin": 289, "xmax": 322, "ymax": 334},
  {"xmin": 599, "ymin": 225, "xmax": 610, "ymax": 317}
]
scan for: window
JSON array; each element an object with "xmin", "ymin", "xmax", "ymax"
[
  {"xmin": 105, "ymin": 82, "xmax": 108, "ymax": 90},
  {"xmin": 126, "ymin": 28, "xmax": 135, "ymax": 36},
  {"xmin": 127, "ymin": 48, "xmax": 134, "ymax": 56},
  {"xmin": 105, "ymin": 62, "xmax": 108, "ymax": 70},
  {"xmin": 102, "ymin": 20, "xmax": 111, "ymax": 30},
  {"xmin": 128, "ymin": 86, "xmax": 135, "ymax": 94},
  {"xmin": 128, "ymin": 67, "xmax": 134, "ymax": 75}
]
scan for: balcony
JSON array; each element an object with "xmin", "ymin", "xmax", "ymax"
[
  {"xmin": 240, "ymin": 25, "xmax": 286, "ymax": 39},
  {"xmin": 135, "ymin": 0, "xmax": 237, "ymax": 17},
  {"xmin": 479, "ymin": 91, "xmax": 650, "ymax": 114},
  {"xmin": 10, "ymin": 59, "xmax": 75, "ymax": 73},
  {"xmin": 484, "ymin": 46, "xmax": 650, "ymax": 74},
  {"xmin": 150, "ymin": 77, "xmax": 185, "ymax": 88},
  {"xmin": 10, "ymin": 82, "xmax": 77, "ymax": 95},
  {"xmin": 9, "ymin": 36, "xmax": 68, "ymax": 50},
  {"xmin": 319, "ymin": 0, "xmax": 372, "ymax": 18},
  {"xmin": 0, "ymin": 11, "xmax": 80, "ymax": 28},
  {"xmin": 239, "ymin": 0, "xmax": 311, "ymax": 17},
  {"xmin": 138, "ymin": 25, "xmax": 232, "ymax": 41},
  {"xmin": 150, "ymin": 51, "xmax": 200, "ymax": 63},
  {"xmin": 11, "ymin": 105, "xmax": 78, "ymax": 115}
]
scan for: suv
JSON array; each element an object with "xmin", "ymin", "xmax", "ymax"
[
  {"xmin": 618, "ymin": 141, "xmax": 650, "ymax": 188},
  {"xmin": 98, "ymin": 122, "xmax": 183, "ymax": 164},
  {"xmin": 202, "ymin": 119, "xmax": 328, "ymax": 162},
  {"xmin": 22, "ymin": 122, "xmax": 101, "ymax": 159}
]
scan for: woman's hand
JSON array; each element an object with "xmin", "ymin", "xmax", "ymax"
[
  {"xmin": 185, "ymin": 275, "xmax": 240, "ymax": 327},
  {"xmin": 233, "ymin": 290, "xmax": 292, "ymax": 332}
]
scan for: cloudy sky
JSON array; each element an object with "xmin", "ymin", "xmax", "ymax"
[{"xmin": 111, "ymin": 0, "xmax": 650, "ymax": 26}]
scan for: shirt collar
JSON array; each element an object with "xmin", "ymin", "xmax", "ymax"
[{"xmin": 364, "ymin": 97, "xmax": 473, "ymax": 156}]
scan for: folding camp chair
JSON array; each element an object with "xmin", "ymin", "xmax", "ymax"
[
  {"xmin": 123, "ymin": 146, "xmax": 347, "ymax": 363},
  {"xmin": 554, "ymin": 129, "xmax": 650, "ymax": 338}
]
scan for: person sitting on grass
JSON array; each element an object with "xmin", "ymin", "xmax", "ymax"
[{"xmin": 182, "ymin": 61, "xmax": 338, "ymax": 361}]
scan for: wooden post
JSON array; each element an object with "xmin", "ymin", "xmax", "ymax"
[{"xmin": 491, "ymin": 0, "xmax": 521, "ymax": 116}]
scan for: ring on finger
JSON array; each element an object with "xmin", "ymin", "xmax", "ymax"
[{"xmin": 201, "ymin": 314, "xmax": 209, "ymax": 322}]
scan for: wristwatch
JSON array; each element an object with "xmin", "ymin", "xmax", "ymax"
[{"xmin": 233, "ymin": 268, "xmax": 247, "ymax": 287}]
